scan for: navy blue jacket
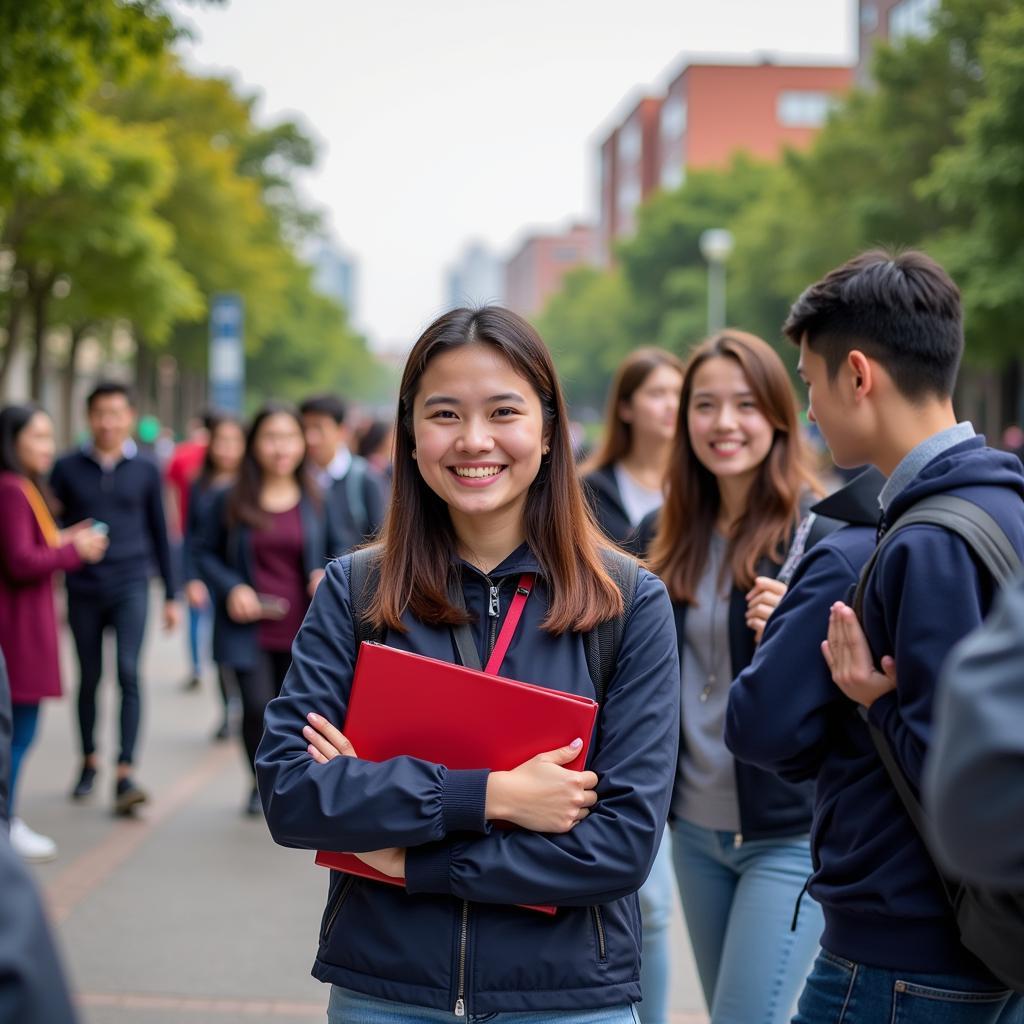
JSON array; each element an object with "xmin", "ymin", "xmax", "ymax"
[
  {"xmin": 323, "ymin": 457, "xmax": 388, "ymax": 558},
  {"xmin": 194, "ymin": 488, "xmax": 326, "ymax": 670},
  {"xmin": 181, "ymin": 478, "xmax": 227, "ymax": 584},
  {"xmin": 50, "ymin": 447, "xmax": 175, "ymax": 599},
  {"xmin": 255, "ymin": 544, "xmax": 680, "ymax": 1014},
  {"xmin": 582, "ymin": 465, "xmax": 644, "ymax": 556},
  {"xmin": 727, "ymin": 442, "xmax": 1024, "ymax": 977}
]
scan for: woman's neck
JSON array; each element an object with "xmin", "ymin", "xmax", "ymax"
[
  {"xmin": 260, "ymin": 473, "xmax": 301, "ymax": 511},
  {"xmin": 619, "ymin": 438, "xmax": 672, "ymax": 491},
  {"xmin": 715, "ymin": 472, "xmax": 755, "ymax": 534},
  {"xmin": 451, "ymin": 504, "xmax": 526, "ymax": 576}
]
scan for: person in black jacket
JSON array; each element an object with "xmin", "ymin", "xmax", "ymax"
[
  {"xmin": 0, "ymin": 649, "xmax": 11, "ymax": 828},
  {"xmin": 641, "ymin": 330, "xmax": 825, "ymax": 1024},
  {"xmin": 181, "ymin": 413, "xmax": 245, "ymax": 740},
  {"xmin": 582, "ymin": 348, "xmax": 683, "ymax": 558},
  {"xmin": 256, "ymin": 307, "xmax": 680, "ymax": 1023},
  {"xmin": 196, "ymin": 403, "xmax": 326, "ymax": 816}
]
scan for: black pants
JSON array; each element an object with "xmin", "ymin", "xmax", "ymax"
[
  {"xmin": 67, "ymin": 582, "xmax": 149, "ymax": 765},
  {"xmin": 234, "ymin": 649, "xmax": 291, "ymax": 780}
]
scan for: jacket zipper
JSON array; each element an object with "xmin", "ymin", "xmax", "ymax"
[
  {"xmin": 454, "ymin": 898, "xmax": 470, "ymax": 1016},
  {"xmin": 321, "ymin": 875, "xmax": 355, "ymax": 943},
  {"xmin": 591, "ymin": 906, "xmax": 608, "ymax": 962},
  {"xmin": 454, "ymin": 575, "xmax": 501, "ymax": 1017}
]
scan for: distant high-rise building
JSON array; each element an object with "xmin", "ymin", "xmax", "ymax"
[
  {"xmin": 312, "ymin": 240, "xmax": 358, "ymax": 320},
  {"xmin": 857, "ymin": 0, "xmax": 939, "ymax": 84},
  {"xmin": 504, "ymin": 224, "xmax": 598, "ymax": 319},
  {"xmin": 446, "ymin": 241, "xmax": 505, "ymax": 309},
  {"xmin": 597, "ymin": 59, "xmax": 854, "ymax": 262}
]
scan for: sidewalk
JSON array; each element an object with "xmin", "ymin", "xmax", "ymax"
[{"xmin": 19, "ymin": 588, "xmax": 707, "ymax": 1024}]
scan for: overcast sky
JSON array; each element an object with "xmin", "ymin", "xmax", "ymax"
[{"xmin": 171, "ymin": 0, "xmax": 854, "ymax": 351}]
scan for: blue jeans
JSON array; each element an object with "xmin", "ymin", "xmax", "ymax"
[
  {"xmin": 793, "ymin": 950, "xmax": 1024, "ymax": 1023},
  {"xmin": 671, "ymin": 817, "xmax": 821, "ymax": 1024},
  {"xmin": 327, "ymin": 987, "xmax": 638, "ymax": 1023},
  {"xmin": 637, "ymin": 828, "xmax": 674, "ymax": 1024},
  {"xmin": 9, "ymin": 703, "xmax": 41, "ymax": 816},
  {"xmin": 67, "ymin": 582, "xmax": 149, "ymax": 764}
]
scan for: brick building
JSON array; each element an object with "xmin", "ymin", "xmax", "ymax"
[
  {"xmin": 503, "ymin": 223, "xmax": 598, "ymax": 319},
  {"xmin": 857, "ymin": 0, "xmax": 940, "ymax": 83}
]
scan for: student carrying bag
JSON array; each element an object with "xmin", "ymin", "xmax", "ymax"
[{"xmin": 853, "ymin": 494, "xmax": 1024, "ymax": 992}]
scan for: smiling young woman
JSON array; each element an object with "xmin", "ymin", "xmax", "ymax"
[{"xmin": 255, "ymin": 306, "xmax": 681, "ymax": 1024}]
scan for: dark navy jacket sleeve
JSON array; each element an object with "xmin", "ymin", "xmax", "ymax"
[
  {"xmin": 0, "ymin": 651, "xmax": 11, "ymax": 825},
  {"xmin": 364, "ymin": 467, "xmax": 387, "ymax": 535},
  {"xmin": 864, "ymin": 526, "xmax": 988, "ymax": 790},
  {"xmin": 143, "ymin": 461, "xmax": 176, "ymax": 599},
  {"xmin": 924, "ymin": 574, "xmax": 1024, "ymax": 888},
  {"xmin": 194, "ymin": 490, "xmax": 247, "ymax": 600},
  {"xmin": 726, "ymin": 536, "xmax": 867, "ymax": 782},
  {"xmin": 403, "ymin": 570, "xmax": 680, "ymax": 907},
  {"xmin": 181, "ymin": 481, "xmax": 202, "ymax": 584},
  {"xmin": 255, "ymin": 557, "xmax": 492, "ymax": 850}
]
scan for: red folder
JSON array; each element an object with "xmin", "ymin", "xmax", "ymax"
[{"xmin": 315, "ymin": 640, "xmax": 599, "ymax": 913}]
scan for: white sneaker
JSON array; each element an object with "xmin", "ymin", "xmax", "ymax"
[{"xmin": 9, "ymin": 818, "xmax": 58, "ymax": 863}]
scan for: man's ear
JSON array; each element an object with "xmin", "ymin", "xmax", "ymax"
[{"xmin": 847, "ymin": 351, "xmax": 874, "ymax": 402}]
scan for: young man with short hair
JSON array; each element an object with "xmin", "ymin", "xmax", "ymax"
[
  {"xmin": 747, "ymin": 250, "xmax": 1023, "ymax": 1020},
  {"xmin": 299, "ymin": 393, "xmax": 387, "ymax": 556},
  {"xmin": 51, "ymin": 382, "xmax": 180, "ymax": 814}
]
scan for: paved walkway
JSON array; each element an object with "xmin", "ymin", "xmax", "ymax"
[{"xmin": 20, "ymin": 591, "xmax": 706, "ymax": 1023}]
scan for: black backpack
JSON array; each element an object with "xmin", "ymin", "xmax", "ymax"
[
  {"xmin": 345, "ymin": 545, "xmax": 639, "ymax": 705},
  {"xmin": 853, "ymin": 494, "xmax": 1024, "ymax": 992}
]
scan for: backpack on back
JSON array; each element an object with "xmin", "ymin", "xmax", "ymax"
[
  {"xmin": 853, "ymin": 494, "xmax": 1024, "ymax": 992},
  {"xmin": 346, "ymin": 545, "xmax": 639, "ymax": 706}
]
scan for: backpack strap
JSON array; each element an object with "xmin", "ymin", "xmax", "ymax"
[
  {"xmin": 853, "ymin": 494, "xmax": 1021, "ymax": 619},
  {"xmin": 346, "ymin": 545, "xmax": 385, "ymax": 647},
  {"xmin": 584, "ymin": 548, "xmax": 640, "ymax": 704},
  {"xmin": 344, "ymin": 456, "xmax": 370, "ymax": 538}
]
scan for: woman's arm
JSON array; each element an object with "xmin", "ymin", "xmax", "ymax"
[
  {"xmin": 402, "ymin": 570, "xmax": 680, "ymax": 907},
  {"xmin": 193, "ymin": 491, "xmax": 247, "ymax": 600},
  {"xmin": 255, "ymin": 557, "xmax": 494, "ymax": 851},
  {"xmin": 0, "ymin": 485, "xmax": 81, "ymax": 584}
]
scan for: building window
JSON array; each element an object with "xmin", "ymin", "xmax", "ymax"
[
  {"xmin": 617, "ymin": 121, "xmax": 641, "ymax": 164},
  {"xmin": 660, "ymin": 159, "xmax": 684, "ymax": 191},
  {"xmin": 616, "ymin": 176, "xmax": 641, "ymax": 217},
  {"xmin": 660, "ymin": 94, "xmax": 687, "ymax": 141},
  {"xmin": 777, "ymin": 90, "xmax": 835, "ymax": 128},
  {"xmin": 889, "ymin": 0, "xmax": 939, "ymax": 41},
  {"xmin": 860, "ymin": 3, "xmax": 879, "ymax": 32},
  {"xmin": 553, "ymin": 246, "xmax": 579, "ymax": 263}
]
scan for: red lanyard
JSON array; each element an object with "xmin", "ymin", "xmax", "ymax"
[{"xmin": 484, "ymin": 573, "xmax": 534, "ymax": 675}]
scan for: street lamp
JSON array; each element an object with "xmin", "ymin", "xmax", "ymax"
[{"xmin": 699, "ymin": 228, "xmax": 734, "ymax": 334}]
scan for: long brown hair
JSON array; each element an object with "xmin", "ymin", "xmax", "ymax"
[
  {"xmin": 226, "ymin": 402, "xmax": 318, "ymax": 529},
  {"xmin": 584, "ymin": 347, "xmax": 684, "ymax": 473},
  {"xmin": 367, "ymin": 306, "xmax": 623, "ymax": 634},
  {"xmin": 649, "ymin": 330, "xmax": 821, "ymax": 604}
]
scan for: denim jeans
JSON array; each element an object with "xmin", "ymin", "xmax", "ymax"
[
  {"xmin": 9, "ymin": 703, "xmax": 41, "ymax": 816},
  {"xmin": 671, "ymin": 817, "xmax": 821, "ymax": 1024},
  {"xmin": 67, "ymin": 582, "xmax": 149, "ymax": 764},
  {"xmin": 637, "ymin": 828, "xmax": 674, "ymax": 1024},
  {"xmin": 792, "ymin": 950, "xmax": 1024, "ymax": 1023},
  {"xmin": 327, "ymin": 988, "xmax": 638, "ymax": 1024}
]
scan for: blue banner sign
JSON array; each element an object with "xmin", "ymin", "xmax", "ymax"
[{"xmin": 209, "ymin": 294, "xmax": 244, "ymax": 413}]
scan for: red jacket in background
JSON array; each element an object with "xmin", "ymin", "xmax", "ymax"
[{"xmin": 0, "ymin": 472, "xmax": 82, "ymax": 703}]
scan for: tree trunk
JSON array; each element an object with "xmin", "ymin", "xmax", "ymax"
[
  {"xmin": 29, "ymin": 275, "xmax": 53, "ymax": 403},
  {"xmin": 0, "ymin": 294, "xmax": 26, "ymax": 394},
  {"xmin": 60, "ymin": 325, "xmax": 89, "ymax": 447}
]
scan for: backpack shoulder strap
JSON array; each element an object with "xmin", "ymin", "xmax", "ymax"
[
  {"xmin": 584, "ymin": 548, "xmax": 640, "ymax": 704},
  {"xmin": 853, "ymin": 494, "xmax": 1021, "ymax": 619},
  {"xmin": 345, "ymin": 544, "xmax": 385, "ymax": 647}
]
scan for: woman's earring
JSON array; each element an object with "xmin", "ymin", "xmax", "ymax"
[
  {"xmin": 542, "ymin": 445, "xmax": 550, "ymax": 455},
  {"xmin": 411, "ymin": 449, "xmax": 417, "ymax": 460}
]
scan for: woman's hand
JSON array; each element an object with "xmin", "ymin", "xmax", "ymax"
[
  {"xmin": 485, "ymin": 739, "xmax": 598, "ymax": 833},
  {"xmin": 302, "ymin": 712, "xmax": 405, "ymax": 878},
  {"xmin": 71, "ymin": 524, "xmax": 109, "ymax": 564},
  {"xmin": 227, "ymin": 583, "xmax": 262, "ymax": 623},
  {"xmin": 186, "ymin": 579, "xmax": 209, "ymax": 610},
  {"xmin": 821, "ymin": 602, "xmax": 897, "ymax": 707},
  {"xmin": 745, "ymin": 576, "xmax": 787, "ymax": 643}
]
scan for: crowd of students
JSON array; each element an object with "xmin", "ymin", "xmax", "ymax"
[{"xmin": 1, "ymin": 246, "xmax": 1023, "ymax": 1024}]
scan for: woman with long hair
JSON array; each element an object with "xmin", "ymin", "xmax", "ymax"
[
  {"xmin": 195, "ymin": 403, "xmax": 324, "ymax": 816},
  {"xmin": 582, "ymin": 347, "xmax": 683, "ymax": 1024},
  {"xmin": 182, "ymin": 412, "xmax": 245, "ymax": 740},
  {"xmin": 256, "ymin": 307, "xmax": 680, "ymax": 1023},
  {"xmin": 644, "ymin": 331, "xmax": 825, "ymax": 1024},
  {"xmin": 583, "ymin": 347, "xmax": 683, "ymax": 556},
  {"xmin": 0, "ymin": 405, "xmax": 107, "ymax": 860}
]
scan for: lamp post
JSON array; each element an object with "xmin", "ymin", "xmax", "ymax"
[{"xmin": 699, "ymin": 228, "xmax": 735, "ymax": 333}]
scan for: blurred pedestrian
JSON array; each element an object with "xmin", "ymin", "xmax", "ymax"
[
  {"xmin": 182, "ymin": 413, "xmax": 245, "ymax": 740},
  {"xmin": 50, "ymin": 382, "xmax": 179, "ymax": 815},
  {"xmin": 641, "ymin": 331, "xmax": 824, "ymax": 1024},
  {"xmin": 581, "ymin": 347, "xmax": 683, "ymax": 1024},
  {"xmin": 195, "ymin": 403, "xmax": 325, "ymax": 815},
  {"xmin": 256, "ymin": 306, "xmax": 679, "ymax": 1024},
  {"xmin": 300, "ymin": 394, "xmax": 387, "ymax": 556},
  {"xmin": 166, "ymin": 413, "xmax": 211, "ymax": 691},
  {"xmin": 0, "ymin": 404, "xmax": 108, "ymax": 857},
  {"xmin": 356, "ymin": 418, "xmax": 395, "ymax": 481},
  {"xmin": 0, "ymin": 649, "xmax": 10, "ymax": 828}
]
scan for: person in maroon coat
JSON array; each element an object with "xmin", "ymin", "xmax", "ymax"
[{"xmin": 0, "ymin": 405, "xmax": 108, "ymax": 861}]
